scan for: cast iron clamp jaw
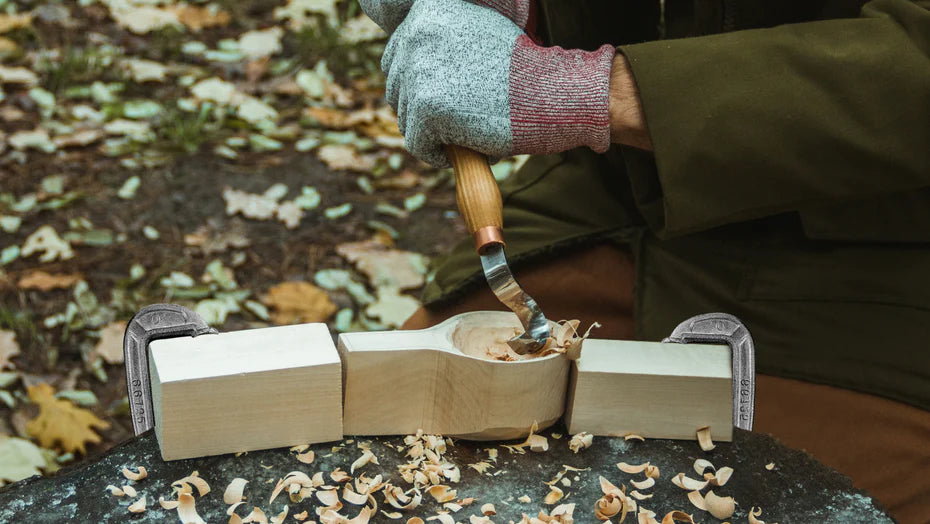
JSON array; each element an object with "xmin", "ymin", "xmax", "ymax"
[
  {"xmin": 663, "ymin": 312, "xmax": 756, "ymax": 431},
  {"xmin": 123, "ymin": 306, "xmax": 755, "ymax": 435}
]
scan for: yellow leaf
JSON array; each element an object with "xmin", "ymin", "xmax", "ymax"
[
  {"xmin": 17, "ymin": 271, "xmax": 82, "ymax": 291},
  {"xmin": 0, "ymin": 13, "xmax": 32, "ymax": 34},
  {"xmin": 263, "ymin": 282, "xmax": 337, "ymax": 325},
  {"xmin": 25, "ymin": 383, "xmax": 110, "ymax": 454}
]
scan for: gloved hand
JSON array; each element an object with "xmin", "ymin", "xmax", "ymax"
[
  {"xmin": 360, "ymin": 0, "xmax": 533, "ymax": 34},
  {"xmin": 382, "ymin": 0, "xmax": 615, "ymax": 167}
]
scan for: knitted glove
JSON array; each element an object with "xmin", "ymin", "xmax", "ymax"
[
  {"xmin": 382, "ymin": 0, "xmax": 615, "ymax": 167},
  {"xmin": 360, "ymin": 0, "xmax": 533, "ymax": 34}
]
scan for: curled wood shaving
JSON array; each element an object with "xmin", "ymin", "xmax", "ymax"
[
  {"xmin": 443, "ymin": 502, "xmax": 462, "ymax": 512},
  {"xmin": 351, "ymin": 449, "xmax": 380, "ymax": 473},
  {"xmin": 128, "ymin": 495, "xmax": 146, "ymax": 513},
  {"xmin": 227, "ymin": 502, "xmax": 246, "ymax": 516},
  {"xmin": 704, "ymin": 491, "xmax": 736, "ymax": 519},
  {"xmin": 624, "ymin": 434, "xmax": 645, "ymax": 442},
  {"xmin": 595, "ymin": 476, "xmax": 628, "ymax": 522},
  {"xmin": 481, "ymin": 503, "xmax": 496, "ymax": 515},
  {"xmin": 518, "ymin": 495, "xmax": 531, "ymax": 503},
  {"xmin": 270, "ymin": 505, "xmax": 288, "ymax": 524},
  {"xmin": 709, "ymin": 466, "xmax": 733, "ymax": 487},
  {"xmin": 686, "ymin": 491, "xmax": 706, "ymax": 511},
  {"xmin": 671, "ymin": 473, "xmax": 708, "ymax": 491},
  {"xmin": 407, "ymin": 519, "xmax": 425, "ymax": 524},
  {"xmin": 618, "ymin": 462, "xmax": 659, "ymax": 479},
  {"xmin": 158, "ymin": 496, "xmax": 179, "ymax": 510},
  {"xmin": 382, "ymin": 511, "xmax": 403, "ymax": 519},
  {"xmin": 427, "ymin": 485, "xmax": 457, "ymax": 503},
  {"xmin": 331, "ymin": 468, "xmax": 352, "ymax": 483},
  {"xmin": 660, "ymin": 511, "xmax": 695, "ymax": 524},
  {"xmin": 106, "ymin": 485, "xmax": 125, "ymax": 496},
  {"xmin": 765, "ymin": 463, "xmax": 775, "ymax": 471},
  {"xmin": 630, "ymin": 477, "xmax": 655, "ymax": 490},
  {"xmin": 242, "ymin": 507, "xmax": 268, "ymax": 523},
  {"xmin": 122, "ymin": 485, "xmax": 137, "ymax": 497},
  {"xmin": 693, "ymin": 459, "xmax": 715, "ymax": 476},
  {"xmin": 224, "ymin": 478, "xmax": 249, "ymax": 504},
  {"xmin": 270, "ymin": 471, "xmax": 314, "ymax": 504},
  {"xmin": 173, "ymin": 471, "xmax": 211, "ymax": 497},
  {"xmin": 384, "ymin": 484, "xmax": 423, "ymax": 510},
  {"xmin": 544, "ymin": 485, "xmax": 564, "ymax": 504},
  {"xmin": 469, "ymin": 516, "xmax": 494, "ymax": 524},
  {"xmin": 295, "ymin": 450, "xmax": 315, "ymax": 464},
  {"xmin": 748, "ymin": 506, "xmax": 778, "ymax": 524},
  {"xmin": 293, "ymin": 510, "xmax": 309, "ymax": 521},
  {"xmin": 468, "ymin": 461, "xmax": 492, "ymax": 473},
  {"xmin": 177, "ymin": 493, "xmax": 206, "ymax": 524},
  {"xmin": 317, "ymin": 488, "xmax": 342, "ymax": 508},
  {"xmin": 637, "ymin": 508, "xmax": 658, "ymax": 524},
  {"xmin": 426, "ymin": 514, "xmax": 455, "ymax": 524},
  {"xmin": 696, "ymin": 426, "xmax": 715, "ymax": 451},
  {"xmin": 569, "ymin": 432, "xmax": 593, "ymax": 453},
  {"xmin": 122, "ymin": 466, "xmax": 148, "ymax": 481},
  {"xmin": 630, "ymin": 490, "xmax": 653, "ymax": 501}
]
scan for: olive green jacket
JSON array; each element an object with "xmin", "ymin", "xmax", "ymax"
[{"xmin": 421, "ymin": 0, "xmax": 930, "ymax": 411}]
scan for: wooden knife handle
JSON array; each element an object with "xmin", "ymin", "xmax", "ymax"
[{"xmin": 445, "ymin": 145, "xmax": 504, "ymax": 253}]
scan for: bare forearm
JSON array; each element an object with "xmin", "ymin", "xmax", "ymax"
[{"xmin": 609, "ymin": 54, "xmax": 652, "ymax": 150}]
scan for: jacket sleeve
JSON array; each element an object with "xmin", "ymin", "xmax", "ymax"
[{"xmin": 618, "ymin": 0, "xmax": 930, "ymax": 237}]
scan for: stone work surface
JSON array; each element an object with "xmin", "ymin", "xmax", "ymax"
[{"xmin": 0, "ymin": 427, "xmax": 892, "ymax": 522}]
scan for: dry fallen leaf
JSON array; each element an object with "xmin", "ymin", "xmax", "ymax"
[
  {"xmin": 173, "ymin": 4, "xmax": 230, "ymax": 30},
  {"xmin": 263, "ymin": 281, "xmax": 337, "ymax": 324},
  {"xmin": 336, "ymin": 239, "xmax": 429, "ymax": 291},
  {"xmin": 94, "ymin": 321, "xmax": 127, "ymax": 364},
  {"xmin": 25, "ymin": 383, "xmax": 110, "ymax": 454},
  {"xmin": 0, "ymin": 13, "xmax": 32, "ymax": 33},
  {"xmin": 0, "ymin": 330, "xmax": 21, "ymax": 370},
  {"xmin": 21, "ymin": 225, "xmax": 74, "ymax": 262},
  {"xmin": 317, "ymin": 144, "xmax": 378, "ymax": 172},
  {"xmin": 17, "ymin": 271, "xmax": 82, "ymax": 291}
]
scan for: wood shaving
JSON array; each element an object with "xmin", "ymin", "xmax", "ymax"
[
  {"xmin": 406, "ymin": 519, "xmax": 425, "ymax": 524},
  {"xmin": 518, "ymin": 495, "xmax": 531, "ymax": 503},
  {"xmin": 468, "ymin": 516, "xmax": 494, "ymax": 524},
  {"xmin": 748, "ymin": 506, "xmax": 777, "ymax": 524},
  {"xmin": 468, "ymin": 461, "xmax": 492, "ymax": 473},
  {"xmin": 224, "ymin": 478, "xmax": 248, "ymax": 504},
  {"xmin": 630, "ymin": 477, "xmax": 655, "ymax": 490},
  {"xmin": 692, "ymin": 459, "xmax": 715, "ymax": 476},
  {"xmin": 122, "ymin": 466, "xmax": 147, "ymax": 481},
  {"xmin": 293, "ymin": 510, "xmax": 309, "ymax": 521},
  {"xmin": 106, "ymin": 485, "xmax": 125, "ymax": 496},
  {"xmin": 624, "ymin": 434, "xmax": 645, "ymax": 442},
  {"xmin": 630, "ymin": 491, "xmax": 652, "ymax": 501},
  {"xmin": 426, "ymin": 514, "xmax": 455, "ymax": 524},
  {"xmin": 696, "ymin": 426, "xmax": 715, "ymax": 451},
  {"xmin": 686, "ymin": 490, "xmax": 706, "ymax": 511},
  {"xmin": 295, "ymin": 450, "xmax": 315, "ymax": 464},
  {"xmin": 269, "ymin": 471, "xmax": 314, "ymax": 504},
  {"xmin": 704, "ymin": 491, "xmax": 736, "ymax": 519},
  {"xmin": 671, "ymin": 473, "xmax": 708, "ymax": 491},
  {"xmin": 127, "ymin": 495, "xmax": 146, "ymax": 513},
  {"xmin": 427, "ymin": 485, "xmax": 457, "ymax": 503},
  {"xmin": 765, "ymin": 463, "xmax": 775, "ymax": 471},
  {"xmin": 172, "ymin": 471, "xmax": 211, "ymax": 497},
  {"xmin": 331, "ymin": 468, "xmax": 352, "ymax": 483},
  {"xmin": 595, "ymin": 476, "xmax": 628, "ymax": 522},
  {"xmin": 122, "ymin": 484, "xmax": 137, "ymax": 497},
  {"xmin": 270, "ymin": 506, "xmax": 288, "ymax": 524},
  {"xmin": 481, "ymin": 503, "xmax": 496, "ymax": 515},
  {"xmin": 709, "ymin": 466, "xmax": 733, "ymax": 487},
  {"xmin": 177, "ymin": 493, "xmax": 206, "ymax": 524},
  {"xmin": 381, "ymin": 511, "xmax": 403, "ymax": 519},
  {"xmin": 384, "ymin": 484, "xmax": 423, "ymax": 510},
  {"xmin": 351, "ymin": 449, "xmax": 379, "ymax": 473},
  {"xmin": 568, "ymin": 432, "xmax": 593, "ymax": 453},
  {"xmin": 504, "ymin": 421, "xmax": 549, "ymax": 454},
  {"xmin": 227, "ymin": 502, "xmax": 246, "ymax": 516},
  {"xmin": 158, "ymin": 496, "xmax": 179, "ymax": 510},
  {"xmin": 660, "ymin": 511, "xmax": 695, "ymax": 524},
  {"xmin": 617, "ymin": 462, "xmax": 659, "ymax": 479},
  {"xmin": 241, "ymin": 507, "xmax": 269, "ymax": 523},
  {"xmin": 544, "ymin": 485, "xmax": 564, "ymax": 504}
]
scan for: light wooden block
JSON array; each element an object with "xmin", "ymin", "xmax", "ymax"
[
  {"xmin": 565, "ymin": 339, "xmax": 733, "ymax": 442},
  {"xmin": 149, "ymin": 323, "xmax": 342, "ymax": 460},
  {"xmin": 339, "ymin": 311, "xmax": 569, "ymax": 440}
]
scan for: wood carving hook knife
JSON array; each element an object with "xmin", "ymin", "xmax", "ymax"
[{"xmin": 445, "ymin": 145, "xmax": 550, "ymax": 354}]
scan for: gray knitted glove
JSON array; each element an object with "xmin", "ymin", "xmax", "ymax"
[
  {"xmin": 360, "ymin": 0, "xmax": 533, "ymax": 34},
  {"xmin": 382, "ymin": 0, "xmax": 615, "ymax": 167}
]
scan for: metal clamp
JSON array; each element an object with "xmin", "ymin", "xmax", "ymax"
[
  {"xmin": 664, "ymin": 312, "xmax": 755, "ymax": 431},
  {"xmin": 123, "ymin": 304, "xmax": 217, "ymax": 436}
]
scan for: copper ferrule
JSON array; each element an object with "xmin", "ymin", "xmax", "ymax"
[{"xmin": 473, "ymin": 226, "xmax": 505, "ymax": 254}]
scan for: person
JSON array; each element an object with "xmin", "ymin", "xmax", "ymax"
[{"xmin": 359, "ymin": 0, "xmax": 930, "ymax": 521}]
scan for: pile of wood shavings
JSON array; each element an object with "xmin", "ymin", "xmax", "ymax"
[{"xmin": 485, "ymin": 320, "xmax": 600, "ymax": 361}]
